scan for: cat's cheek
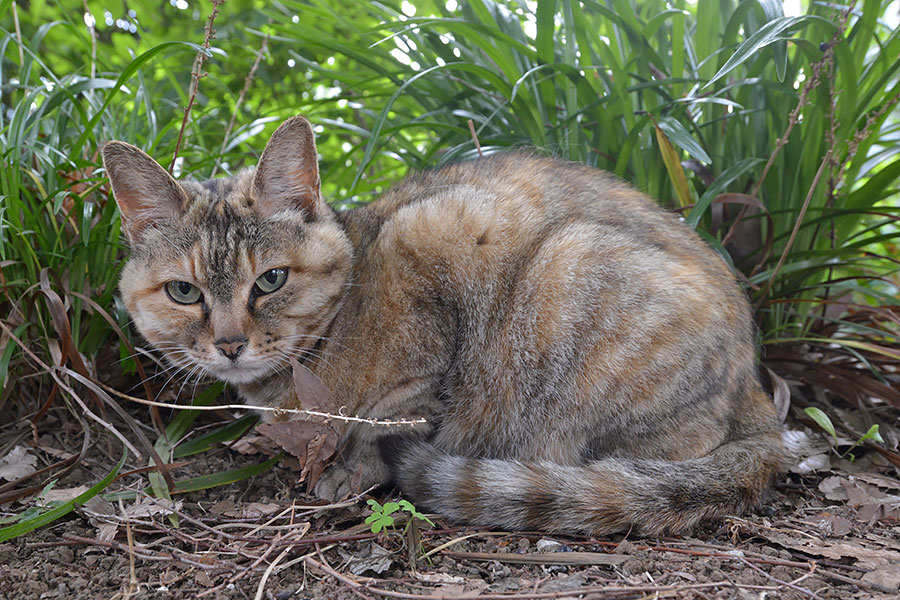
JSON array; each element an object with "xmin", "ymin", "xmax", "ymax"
[{"xmin": 132, "ymin": 300, "xmax": 203, "ymax": 344}]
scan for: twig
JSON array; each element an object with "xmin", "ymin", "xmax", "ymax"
[
  {"xmin": 82, "ymin": 0, "xmax": 97, "ymax": 80},
  {"xmin": 210, "ymin": 29, "xmax": 270, "ymax": 178},
  {"xmin": 467, "ymin": 119, "xmax": 483, "ymax": 158},
  {"xmin": 755, "ymin": 149, "xmax": 833, "ymax": 308},
  {"xmin": 96, "ymin": 379, "xmax": 427, "ymax": 427},
  {"xmin": 720, "ymin": 1, "xmax": 856, "ymax": 254},
  {"xmin": 305, "ymin": 555, "xmax": 781, "ymax": 599},
  {"xmin": 11, "ymin": 2, "xmax": 24, "ymax": 65},
  {"xmin": 253, "ymin": 526, "xmax": 310, "ymax": 600},
  {"xmin": 170, "ymin": 0, "xmax": 225, "ymax": 173},
  {"xmin": 736, "ymin": 556, "xmax": 823, "ymax": 600}
]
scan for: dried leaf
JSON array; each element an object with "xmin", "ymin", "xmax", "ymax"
[
  {"xmin": 861, "ymin": 567, "xmax": 900, "ymax": 591},
  {"xmin": 818, "ymin": 476, "xmax": 900, "ymax": 524},
  {"xmin": 338, "ymin": 542, "xmax": 394, "ymax": 575},
  {"xmin": 124, "ymin": 497, "xmax": 182, "ymax": 518},
  {"xmin": 765, "ymin": 366, "xmax": 791, "ymax": 422},
  {"xmin": 0, "ymin": 446, "xmax": 38, "ymax": 481},
  {"xmin": 223, "ymin": 501, "xmax": 280, "ymax": 519},
  {"xmin": 807, "ymin": 512, "xmax": 853, "ymax": 537},
  {"xmin": 256, "ymin": 421, "xmax": 338, "ymax": 489},
  {"xmin": 290, "ymin": 357, "xmax": 336, "ymax": 413},
  {"xmin": 39, "ymin": 486, "xmax": 90, "ymax": 504},
  {"xmin": 762, "ymin": 529, "xmax": 900, "ymax": 570}
]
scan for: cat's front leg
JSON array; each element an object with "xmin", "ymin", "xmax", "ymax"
[{"xmin": 312, "ymin": 388, "xmax": 436, "ymax": 501}]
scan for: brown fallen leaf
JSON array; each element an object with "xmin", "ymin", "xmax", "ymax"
[
  {"xmin": 819, "ymin": 475, "xmax": 900, "ymax": 524},
  {"xmin": 256, "ymin": 421, "xmax": 338, "ymax": 490},
  {"xmin": 761, "ymin": 530, "xmax": 900, "ymax": 570},
  {"xmin": 291, "ymin": 357, "xmax": 336, "ymax": 413},
  {"xmin": 0, "ymin": 446, "xmax": 38, "ymax": 481},
  {"xmin": 806, "ymin": 512, "xmax": 853, "ymax": 537}
]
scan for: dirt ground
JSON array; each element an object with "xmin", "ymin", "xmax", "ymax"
[{"xmin": 2, "ymin": 412, "xmax": 899, "ymax": 600}]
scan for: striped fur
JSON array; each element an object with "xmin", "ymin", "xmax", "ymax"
[{"xmin": 105, "ymin": 116, "xmax": 783, "ymax": 536}]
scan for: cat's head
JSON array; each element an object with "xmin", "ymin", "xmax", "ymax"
[{"xmin": 103, "ymin": 116, "xmax": 353, "ymax": 385}]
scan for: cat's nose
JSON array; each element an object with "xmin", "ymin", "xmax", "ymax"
[{"xmin": 215, "ymin": 337, "xmax": 247, "ymax": 361}]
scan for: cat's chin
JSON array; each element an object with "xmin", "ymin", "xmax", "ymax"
[{"xmin": 210, "ymin": 364, "xmax": 273, "ymax": 385}]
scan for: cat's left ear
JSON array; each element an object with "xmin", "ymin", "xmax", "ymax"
[{"xmin": 252, "ymin": 116, "xmax": 325, "ymax": 220}]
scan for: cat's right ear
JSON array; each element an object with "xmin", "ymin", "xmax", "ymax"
[{"xmin": 101, "ymin": 142, "xmax": 186, "ymax": 243}]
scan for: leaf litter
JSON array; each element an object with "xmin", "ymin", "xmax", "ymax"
[{"xmin": 1, "ymin": 356, "xmax": 899, "ymax": 599}]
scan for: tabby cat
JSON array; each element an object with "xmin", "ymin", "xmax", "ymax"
[{"xmin": 103, "ymin": 116, "xmax": 783, "ymax": 535}]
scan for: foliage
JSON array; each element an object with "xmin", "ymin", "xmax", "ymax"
[
  {"xmin": 1, "ymin": 0, "xmax": 898, "ymax": 535},
  {"xmin": 366, "ymin": 498, "xmax": 435, "ymax": 533}
]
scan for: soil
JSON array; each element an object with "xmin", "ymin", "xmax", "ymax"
[{"xmin": 2, "ymin": 409, "xmax": 899, "ymax": 600}]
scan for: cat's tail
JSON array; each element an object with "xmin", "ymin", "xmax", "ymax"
[{"xmin": 380, "ymin": 428, "xmax": 783, "ymax": 535}]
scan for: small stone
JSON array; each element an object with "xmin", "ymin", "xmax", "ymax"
[
  {"xmin": 536, "ymin": 538, "xmax": 561, "ymax": 553},
  {"xmin": 862, "ymin": 568, "xmax": 900, "ymax": 590},
  {"xmin": 615, "ymin": 540, "xmax": 636, "ymax": 555}
]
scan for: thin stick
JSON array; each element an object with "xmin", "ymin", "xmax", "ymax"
[
  {"xmin": 467, "ymin": 119, "xmax": 483, "ymax": 158},
  {"xmin": 211, "ymin": 30, "xmax": 270, "ymax": 178},
  {"xmin": 736, "ymin": 556, "xmax": 823, "ymax": 600},
  {"xmin": 96, "ymin": 379, "xmax": 427, "ymax": 428},
  {"xmin": 755, "ymin": 150, "xmax": 833, "ymax": 308},
  {"xmin": 11, "ymin": 2, "xmax": 24, "ymax": 65},
  {"xmin": 304, "ymin": 556, "xmax": 782, "ymax": 600},
  {"xmin": 82, "ymin": 0, "xmax": 97, "ymax": 80},
  {"xmin": 170, "ymin": 0, "xmax": 225, "ymax": 173}
]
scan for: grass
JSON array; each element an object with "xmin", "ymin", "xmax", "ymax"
[{"xmin": 1, "ymin": 0, "xmax": 898, "ymax": 532}]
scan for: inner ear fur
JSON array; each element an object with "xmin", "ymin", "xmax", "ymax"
[
  {"xmin": 251, "ymin": 115, "xmax": 325, "ymax": 220},
  {"xmin": 101, "ymin": 142, "xmax": 187, "ymax": 242}
]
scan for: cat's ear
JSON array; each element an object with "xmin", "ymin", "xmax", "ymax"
[
  {"xmin": 251, "ymin": 116, "xmax": 324, "ymax": 220},
  {"xmin": 101, "ymin": 142, "xmax": 187, "ymax": 243}
]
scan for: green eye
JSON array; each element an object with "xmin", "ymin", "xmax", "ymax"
[
  {"xmin": 254, "ymin": 268, "xmax": 287, "ymax": 294},
  {"xmin": 165, "ymin": 281, "xmax": 202, "ymax": 304}
]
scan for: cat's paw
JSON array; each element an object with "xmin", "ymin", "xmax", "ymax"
[
  {"xmin": 313, "ymin": 464, "xmax": 357, "ymax": 501},
  {"xmin": 313, "ymin": 458, "xmax": 389, "ymax": 501}
]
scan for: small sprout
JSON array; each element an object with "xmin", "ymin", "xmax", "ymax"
[
  {"xmin": 805, "ymin": 407, "xmax": 885, "ymax": 461},
  {"xmin": 365, "ymin": 498, "xmax": 434, "ymax": 534},
  {"xmin": 365, "ymin": 499, "xmax": 400, "ymax": 533}
]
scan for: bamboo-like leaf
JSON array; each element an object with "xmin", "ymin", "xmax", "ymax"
[{"xmin": 705, "ymin": 16, "xmax": 833, "ymax": 88}]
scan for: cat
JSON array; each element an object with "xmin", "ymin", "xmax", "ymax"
[{"xmin": 102, "ymin": 115, "xmax": 784, "ymax": 535}]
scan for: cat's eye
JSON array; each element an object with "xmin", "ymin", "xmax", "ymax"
[
  {"xmin": 254, "ymin": 268, "xmax": 287, "ymax": 294},
  {"xmin": 165, "ymin": 280, "xmax": 202, "ymax": 304}
]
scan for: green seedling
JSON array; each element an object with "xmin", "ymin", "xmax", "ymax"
[
  {"xmin": 804, "ymin": 407, "xmax": 884, "ymax": 461},
  {"xmin": 366, "ymin": 498, "xmax": 435, "ymax": 534}
]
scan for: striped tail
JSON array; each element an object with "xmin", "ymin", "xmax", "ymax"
[{"xmin": 380, "ymin": 431, "xmax": 783, "ymax": 535}]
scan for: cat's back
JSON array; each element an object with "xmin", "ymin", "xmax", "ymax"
[{"xmin": 341, "ymin": 153, "xmax": 738, "ymax": 305}]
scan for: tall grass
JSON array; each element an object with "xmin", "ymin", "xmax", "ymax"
[{"xmin": 263, "ymin": 0, "xmax": 900, "ymax": 413}]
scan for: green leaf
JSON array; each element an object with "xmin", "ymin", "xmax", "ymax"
[
  {"xmin": 0, "ymin": 451, "xmax": 127, "ymax": 542},
  {"xmin": 859, "ymin": 424, "xmax": 884, "ymax": 444},
  {"xmin": 102, "ymin": 454, "xmax": 280, "ymax": 502},
  {"xmin": 705, "ymin": 16, "xmax": 833, "ymax": 88},
  {"xmin": 686, "ymin": 158, "xmax": 764, "ymax": 228},
  {"xmin": 804, "ymin": 407, "xmax": 837, "ymax": 444},
  {"xmin": 658, "ymin": 116, "xmax": 711, "ymax": 164}
]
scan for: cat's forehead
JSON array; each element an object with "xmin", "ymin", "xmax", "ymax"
[{"xmin": 136, "ymin": 174, "xmax": 304, "ymax": 280}]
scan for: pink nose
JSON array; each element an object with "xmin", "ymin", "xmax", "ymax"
[{"xmin": 215, "ymin": 337, "xmax": 247, "ymax": 361}]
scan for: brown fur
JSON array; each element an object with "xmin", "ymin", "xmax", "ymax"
[{"xmin": 103, "ymin": 116, "xmax": 783, "ymax": 536}]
